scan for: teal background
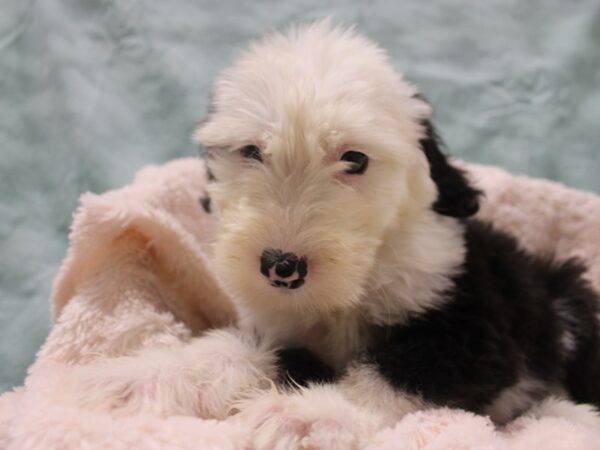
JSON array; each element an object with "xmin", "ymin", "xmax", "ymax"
[{"xmin": 1, "ymin": 1, "xmax": 599, "ymax": 393}]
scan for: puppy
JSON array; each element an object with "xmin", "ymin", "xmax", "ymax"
[
  {"xmin": 58, "ymin": 21, "xmax": 600, "ymax": 448},
  {"xmin": 196, "ymin": 20, "xmax": 600, "ymax": 427}
]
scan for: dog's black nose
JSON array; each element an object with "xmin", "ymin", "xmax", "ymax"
[{"xmin": 260, "ymin": 248, "xmax": 307, "ymax": 289}]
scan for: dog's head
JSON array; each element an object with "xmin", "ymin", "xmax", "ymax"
[{"xmin": 195, "ymin": 22, "xmax": 480, "ymax": 317}]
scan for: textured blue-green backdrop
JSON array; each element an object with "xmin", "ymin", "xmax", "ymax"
[{"xmin": 1, "ymin": 0, "xmax": 599, "ymax": 393}]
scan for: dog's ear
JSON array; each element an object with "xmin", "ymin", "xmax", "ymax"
[{"xmin": 418, "ymin": 118, "xmax": 481, "ymax": 218}]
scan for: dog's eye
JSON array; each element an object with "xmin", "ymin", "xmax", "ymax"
[
  {"xmin": 340, "ymin": 151, "xmax": 369, "ymax": 175},
  {"xmin": 240, "ymin": 145, "xmax": 262, "ymax": 162}
]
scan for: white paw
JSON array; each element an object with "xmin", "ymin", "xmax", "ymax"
[
  {"xmin": 528, "ymin": 396, "xmax": 600, "ymax": 429},
  {"xmin": 237, "ymin": 386, "xmax": 381, "ymax": 450}
]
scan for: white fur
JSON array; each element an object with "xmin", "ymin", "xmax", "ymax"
[
  {"xmin": 234, "ymin": 385, "xmax": 383, "ymax": 450},
  {"xmin": 527, "ymin": 397, "xmax": 600, "ymax": 429},
  {"xmin": 337, "ymin": 365, "xmax": 428, "ymax": 426},
  {"xmin": 196, "ymin": 20, "xmax": 462, "ymax": 372},
  {"xmin": 193, "ymin": 21, "xmax": 467, "ymax": 446},
  {"xmin": 231, "ymin": 364, "xmax": 427, "ymax": 448}
]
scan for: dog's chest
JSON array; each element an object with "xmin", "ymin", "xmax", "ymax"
[
  {"xmin": 251, "ymin": 309, "xmax": 369, "ymax": 370},
  {"xmin": 305, "ymin": 317, "xmax": 370, "ymax": 370}
]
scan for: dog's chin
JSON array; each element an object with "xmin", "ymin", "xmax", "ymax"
[
  {"xmin": 215, "ymin": 252, "xmax": 370, "ymax": 317},
  {"xmin": 234, "ymin": 280, "xmax": 366, "ymax": 318}
]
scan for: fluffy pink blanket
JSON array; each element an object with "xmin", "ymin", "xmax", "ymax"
[{"xmin": 1, "ymin": 158, "xmax": 600, "ymax": 449}]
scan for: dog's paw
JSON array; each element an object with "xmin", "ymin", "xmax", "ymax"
[
  {"xmin": 525, "ymin": 397, "xmax": 600, "ymax": 429},
  {"xmin": 236, "ymin": 386, "xmax": 381, "ymax": 450}
]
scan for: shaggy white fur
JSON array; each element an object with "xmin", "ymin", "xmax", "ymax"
[{"xmin": 195, "ymin": 21, "xmax": 466, "ymax": 377}]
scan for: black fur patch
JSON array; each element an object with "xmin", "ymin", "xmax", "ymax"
[
  {"xmin": 363, "ymin": 220, "xmax": 600, "ymax": 413},
  {"xmin": 553, "ymin": 261, "xmax": 600, "ymax": 406},
  {"xmin": 418, "ymin": 119, "xmax": 482, "ymax": 218},
  {"xmin": 277, "ymin": 348, "xmax": 338, "ymax": 387}
]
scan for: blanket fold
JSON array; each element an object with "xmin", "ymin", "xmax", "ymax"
[
  {"xmin": 41, "ymin": 159, "xmax": 236, "ymax": 368},
  {"xmin": 2, "ymin": 158, "xmax": 600, "ymax": 449}
]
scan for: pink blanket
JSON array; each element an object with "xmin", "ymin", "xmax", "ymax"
[{"xmin": 1, "ymin": 158, "xmax": 599, "ymax": 449}]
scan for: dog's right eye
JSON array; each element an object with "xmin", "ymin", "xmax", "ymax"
[
  {"xmin": 240, "ymin": 145, "xmax": 263, "ymax": 163},
  {"xmin": 341, "ymin": 151, "xmax": 369, "ymax": 175}
]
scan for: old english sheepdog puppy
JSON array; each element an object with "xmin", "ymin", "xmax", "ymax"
[{"xmin": 61, "ymin": 21, "xmax": 600, "ymax": 448}]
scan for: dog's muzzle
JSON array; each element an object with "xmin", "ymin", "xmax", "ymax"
[{"xmin": 260, "ymin": 248, "xmax": 307, "ymax": 289}]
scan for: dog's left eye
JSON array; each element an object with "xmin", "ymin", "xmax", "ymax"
[
  {"xmin": 240, "ymin": 145, "xmax": 263, "ymax": 162},
  {"xmin": 340, "ymin": 151, "xmax": 369, "ymax": 175}
]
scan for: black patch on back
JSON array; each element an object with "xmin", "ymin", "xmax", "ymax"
[
  {"xmin": 551, "ymin": 260, "xmax": 600, "ymax": 406},
  {"xmin": 363, "ymin": 220, "xmax": 600, "ymax": 413},
  {"xmin": 277, "ymin": 347, "xmax": 338, "ymax": 387},
  {"xmin": 418, "ymin": 119, "xmax": 482, "ymax": 218}
]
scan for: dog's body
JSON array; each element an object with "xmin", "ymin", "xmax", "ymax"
[
  {"xmin": 196, "ymin": 20, "xmax": 600, "ymax": 422},
  {"xmin": 61, "ymin": 21, "xmax": 600, "ymax": 447}
]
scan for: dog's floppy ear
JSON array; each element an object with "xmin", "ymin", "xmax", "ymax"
[{"xmin": 418, "ymin": 118, "xmax": 481, "ymax": 218}]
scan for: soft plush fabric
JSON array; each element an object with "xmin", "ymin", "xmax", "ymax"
[
  {"xmin": 2, "ymin": 1, "xmax": 600, "ymax": 393},
  {"xmin": 1, "ymin": 158, "xmax": 599, "ymax": 449}
]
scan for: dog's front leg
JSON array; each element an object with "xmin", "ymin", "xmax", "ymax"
[
  {"xmin": 236, "ymin": 365, "xmax": 427, "ymax": 450},
  {"xmin": 42, "ymin": 327, "xmax": 278, "ymax": 419}
]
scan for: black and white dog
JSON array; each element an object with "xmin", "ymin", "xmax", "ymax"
[{"xmin": 67, "ymin": 21, "xmax": 600, "ymax": 448}]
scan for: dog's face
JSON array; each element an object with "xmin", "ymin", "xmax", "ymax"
[{"xmin": 195, "ymin": 23, "xmax": 478, "ymax": 317}]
